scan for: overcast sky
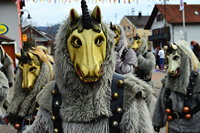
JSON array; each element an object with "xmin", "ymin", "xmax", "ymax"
[{"xmin": 23, "ymin": 0, "xmax": 200, "ymax": 26}]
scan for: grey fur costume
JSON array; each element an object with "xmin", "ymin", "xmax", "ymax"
[
  {"xmin": 23, "ymin": 13, "xmax": 154, "ymax": 133},
  {"xmin": 135, "ymin": 38, "xmax": 155, "ymax": 83},
  {"xmin": 114, "ymin": 25, "xmax": 138, "ymax": 75},
  {"xmin": 134, "ymin": 38, "xmax": 156, "ymax": 111},
  {"xmin": 0, "ymin": 71, "xmax": 9, "ymax": 114},
  {"xmin": 153, "ymin": 40, "xmax": 200, "ymax": 133},
  {"xmin": 7, "ymin": 62, "xmax": 52, "ymax": 117},
  {"xmin": 1, "ymin": 55, "xmax": 14, "ymax": 88}
]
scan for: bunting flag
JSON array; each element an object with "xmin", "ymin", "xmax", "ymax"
[
  {"xmin": 25, "ymin": 0, "xmax": 171, "ymax": 4},
  {"xmin": 180, "ymin": 0, "xmax": 184, "ymax": 11}
]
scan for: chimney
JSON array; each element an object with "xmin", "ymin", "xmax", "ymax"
[{"xmin": 138, "ymin": 12, "xmax": 142, "ymax": 17}]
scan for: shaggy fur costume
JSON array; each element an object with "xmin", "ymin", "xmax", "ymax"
[
  {"xmin": 7, "ymin": 59, "xmax": 52, "ymax": 117},
  {"xmin": 135, "ymin": 38, "xmax": 155, "ymax": 83},
  {"xmin": 133, "ymin": 37, "xmax": 156, "ymax": 112},
  {"xmin": 114, "ymin": 25, "xmax": 138, "ymax": 75},
  {"xmin": 153, "ymin": 40, "xmax": 200, "ymax": 133},
  {"xmin": 23, "ymin": 11, "xmax": 153, "ymax": 133},
  {"xmin": 0, "ymin": 71, "xmax": 9, "ymax": 114},
  {"xmin": 1, "ymin": 54, "xmax": 14, "ymax": 88}
]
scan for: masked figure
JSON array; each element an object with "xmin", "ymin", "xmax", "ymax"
[
  {"xmin": 23, "ymin": 1, "xmax": 153, "ymax": 133},
  {"xmin": 132, "ymin": 34, "xmax": 155, "ymax": 83},
  {"xmin": 4, "ymin": 46, "xmax": 54, "ymax": 132},
  {"xmin": 153, "ymin": 40, "xmax": 200, "ymax": 133},
  {"xmin": 0, "ymin": 45, "xmax": 14, "ymax": 88},
  {"xmin": 110, "ymin": 23, "xmax": 138, "ymax": 75},
  {"xmin": 131, "ymin": 34, "xmax": 156, "ymax": 110}
]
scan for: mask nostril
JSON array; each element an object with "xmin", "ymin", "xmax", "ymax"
[{"xmin": 76, "ymin": 64, "xmax": 83, "ymax": 77}]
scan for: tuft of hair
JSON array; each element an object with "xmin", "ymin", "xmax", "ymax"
[
  {"xmin": 30, "ymin": 46, "xmax": 54, "ymax": 79},
  {"xmin": 175, "ymin": 40, "xmax": 200, "ymax": 71}
]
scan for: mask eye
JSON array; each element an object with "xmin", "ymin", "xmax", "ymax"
[
  {"xmin": 29, "ymin": 67, "xmax": 37, "ymax": 72},
  {"xmin": 114, "ymin": 34, "xmax": 119, "ymax": 39},
  {"xmin": 71, "ymin": 36, "xmax": 82, "ymax": 48},
  {"xmin": 95, "ymin": 36, "xmax": 104, "ymax": 47},
  {"xmin": 173, "ymin": 55, "xmax": 180, "ymax": 61}
]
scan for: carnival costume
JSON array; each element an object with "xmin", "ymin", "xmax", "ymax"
[
  {"xmin": 23, "ymin": 1, "xmax": 153, "ymax": 133},
  {"xmin": 110, "ymin": 23, "xmax": 138, "ymax": 75},
  {"xmin": 132, "ymin": 35, "xmax": 155, "ymax": 83},
  {"xmin": 0, "ymin": 70, "xmax": 9, "ymax": 115},
  {"xmin": 4, "ymin": 46, "xmax": 54, "ymax": 131},
  {"xmin": 153, "ymin": 40, "xmax": 200, "ymax": 133},
  {"xmin": 0, "ymin": 45, "xmax": 14, "ymax": 88}
]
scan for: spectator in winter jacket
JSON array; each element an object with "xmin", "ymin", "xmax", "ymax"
[{"xmin": 191, "ymin": 40, "xmax": 200, "ymax": 61}]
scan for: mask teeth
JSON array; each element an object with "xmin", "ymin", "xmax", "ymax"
[{"xmin": 81, "ymin": 0, "xmax": 92, "ymax": 29}]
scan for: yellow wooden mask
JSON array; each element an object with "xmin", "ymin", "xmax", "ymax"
[
  {"xmin": 132, "ymin": 39, "xmax": 142, "ymax": 51},
  {"xmin": 67, "ymin": 6, "xmax": 106, "ymax": 83},
  {"xmin": 110, "ymin": 23, "xmax": 121, "ymax": 46},
  {"xmin": 16, "ymin": 52, "xmax": 40, "ymax": 91}
]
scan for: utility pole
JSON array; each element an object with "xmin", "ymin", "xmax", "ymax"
[
  {"xmin": 182, "ymin": 4, "xmax": 186, "ymax": 41},
  {"xmin": 180, "ymin": 0, "xmax": 187, "ymax": 41},
  {"xmin": 163, "ymin": 0, "xmax": 168, "ymax": 46}
]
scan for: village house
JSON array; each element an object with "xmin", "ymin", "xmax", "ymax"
[
  {"xmin": 145, "ymin": 3, "xmax": 200, "ymax": 48},
  {"xmin": 119, "ymin": 12, "xmax": 151, "ymax": 46}
]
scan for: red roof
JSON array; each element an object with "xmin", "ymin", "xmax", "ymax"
[
  {"xmin": 0, "ymin": 35, "xmax": 14, "ymax": 42},
  {"xmin": 158, "ymin": 4, "xmax": 200, "ymax": 23},
  {"xmin": 145, "ymin": 4, "xmax": 200, "ymax": 29}
]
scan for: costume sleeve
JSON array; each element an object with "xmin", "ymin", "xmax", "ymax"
[
  {"xmin": 115, "ymin": 49, "xmax": 138, "ymax": 74},
  {"xmin": 121, "ymin": 74, "xmax": 154, "ymax": 133},
  {"xmin": 23, "ymin": 107, "xmax": 53, "ymax": 133},
  {"xmin": 7, "ymin": 70, "xmax": 27, "ymax": 115},
  {"xmin": 152, "ymin": 86, "xmax": 166, "ymax": 128},
  {"xmin": 3, "ymin": 55, "xmax": 14, "ymax": 87},
  {"xmin": 121, "ymin": 97, "xmax": 153, "ymax": 133},
  {"xmin": 0, "ymin": 71, "xmax": 9, "ymax": 101},
  {"xmin": 137, "ymin": 52, "xmax": 155, "ymax": 72}
]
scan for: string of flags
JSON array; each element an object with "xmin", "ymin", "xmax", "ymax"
[{"xmin": 25, "ymin": 0, "xmax": 170, "ymax": 4}]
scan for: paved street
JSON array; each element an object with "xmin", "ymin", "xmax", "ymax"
[{"xmin": 0, "ymin": 69, "xmax": 166, "ymax": 133}]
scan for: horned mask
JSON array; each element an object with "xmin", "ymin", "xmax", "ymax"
[
  {"xmin": 67, "ymin": 0, "xmax": 106, "ymax": 83},
  {"xmin": 110, "ymin": 22, "xmax": 121, "ymax": 46},
  {"xmin": 16, "ymin": 49, "xmax": 41, "ymax": 91},
  {"xmin": 165, "ymin": 43, "xmax": 181, "ymax": 77},
  {"xmin": 132, "ymin": 35, "xmax": 142, "ymax": 51}
]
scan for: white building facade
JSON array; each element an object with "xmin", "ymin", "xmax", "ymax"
[
  {"xmin": 145, "ymin": 4, "xmax": 200, "ymax": 48},
  {"xmin": 0, "ymin": 0, "xmax": 21, "ymax": 54}
]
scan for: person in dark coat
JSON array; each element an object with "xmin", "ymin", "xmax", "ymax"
[{"xmin": 191, "ymin": 40, "xmax": 200, "ymax": 61}]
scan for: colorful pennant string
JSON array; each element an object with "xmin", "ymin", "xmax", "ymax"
[{"xmin": 25, "ymin": 0, "xmax": 171, "ymax": 4}]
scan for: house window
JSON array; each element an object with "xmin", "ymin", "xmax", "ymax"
[
  {"xmin": 153, "ymin": 29, "xmax": 159, "ymax": 35},
  {"xmin": 156, "ymin": 14, "xmax": 164, "ymax": 21},
  {"xmin": 127, "ymin": 26, "xmax": 131, "ymax": 31},
  {"xmin": 27, "ymin": 33, "xmax": 30, "ymax": 38},
  {"xmin": 124, "ymin": 27, "xmax": 126, "ymax": 31}
]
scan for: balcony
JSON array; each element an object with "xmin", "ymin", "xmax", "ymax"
[{"xmin": 149, "ymin": 32, "xmax": 170, "ymax": 41}]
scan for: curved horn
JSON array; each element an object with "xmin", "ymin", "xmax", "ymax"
[
  {"xmin": 110, "ymin": 22, "xmax": 113, "ymax": 30},
  {"xmin": 21, "ymin": 49, "xmax": 28, "ymax": 64},
  {"xmin": 164, "ymin": 45, "xmax": 168, "ymax": 50},
  {"xmin": 81, "ymin": 0, "xmax": 92, "ymax": 29},
  {"xmin": 171, "ymin": 43, "xmax": 177, "ymax": 50}
]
